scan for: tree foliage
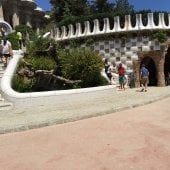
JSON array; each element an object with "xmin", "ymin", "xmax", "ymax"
[
  {"xmin": 50, "ymin": 0, "xmax": 90, "ymax": 23},
  {"xmin": 114, "ymin": 0, "xmax": 134, "ymax": 15},
  {"xmin": 90, "ymin": 0, "xmax": 114, "ymax": 13}
]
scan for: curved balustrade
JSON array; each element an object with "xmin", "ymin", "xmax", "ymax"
[
  {"xmin": 51, "ymin": 13, "xmax": 170, "ymax": 41},
  {"xmin": 0, "ymin": 51, "xmax": 114, "ymax": 106}
]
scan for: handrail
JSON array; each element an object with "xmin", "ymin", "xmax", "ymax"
[{"xmin": 0, "ymin": 51, "xmax": 113, "ymax": 103}]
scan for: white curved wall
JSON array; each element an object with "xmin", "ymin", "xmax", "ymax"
[
  {"xmin": 0, "ymin": 50, "xmax": 114, "ymax": 107},
  {"xmin": 51, "ymin": 13, "xmax": 170, "ymax": 41}
]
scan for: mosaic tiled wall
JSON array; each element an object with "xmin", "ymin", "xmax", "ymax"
[{"xmin": 77, "ymin": 36, "xmax": 169, "ymax": 74}]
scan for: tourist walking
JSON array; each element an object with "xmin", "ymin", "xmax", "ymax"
[
  {"xmin": 118, "ymin": 63, "xmax": 126, "ymax": 90},
  {"xmin": 0, "ymin": 27, "xmax": 6, "ymax": 38},
  {"xmin": 140, "ymin": 64, "xmax": 149, "ymax": 92},
  {"xmin": 165, "ymin": 72, "xmax": 170, "ymax": 86},
  {"xmin": 104, "ymin": 59, "xmax": 112, "ymax": 83},
  {"xmin": 1, "ymin": 38, "xmax": 13, "ymax": 67}
]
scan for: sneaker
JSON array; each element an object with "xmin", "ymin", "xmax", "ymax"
[{"xmin": 140, "ymin": 89, "xmax": 144, "ymax": 92}]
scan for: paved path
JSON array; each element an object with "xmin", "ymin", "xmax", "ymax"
[
  {"xmin": 0, "ymin": 86, "xmax": 170, "ymax": 134},
  {"xmin": 0, "ymin": 96, "xmax": 170, "ymax": 170}
]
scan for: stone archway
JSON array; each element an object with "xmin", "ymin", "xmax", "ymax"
[
  {"xmin": 164, "ymin": 46, "xmax": 170, "ymax": 84},
  {"xmin": 140, "ymin": 57, "xmax": 157, "ymax": 86},
  {"xmin": 0, "ymin": 20, "xmax": 12, "ymax": 34},
  {"xmin": 133, "ymin": 51, "xmax": 165, "ymax": 87}
]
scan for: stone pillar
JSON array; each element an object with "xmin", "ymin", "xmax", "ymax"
[
  {"xmin": 24, "ymin": 11, "xmax": 32, "ymax": 27},
  {"xmin": 133, "ymin": 60, "xmax": 141, "ymax": 87},
  {"xmin": 35, "ymin": 21, "xmax": 40, "ymax": 34},
  {"xmin": 156, "ymin": 52, "xmax": 165, "ymax": 86},
  {"xmin": 12, "ymin": 7, "xmax": 19, "ymax": 28},
  {"xmin": 0, "ymin": 1, "xmax": 4, "ymax": 20}
]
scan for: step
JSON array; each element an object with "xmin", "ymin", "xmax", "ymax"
[
  {"xmin": 0, "ymin": 98, "xmax": 5, "ymax": 102},
  {"xmin": 0, "ymin": 70, "xmax": 5, "ymax": 78},
  {"xmin": 0, "ymin": 66, "xmax": 4, "ymax": 71},
  {"xmin": 0, "ymin": 103, "xmax": 13, "ymax": 111},
  {"xmin": 0, "ymin": 94, "xmax": 13, "ymax": 111},
  {"xmin": 0, "ymin": 99, "xmax": 13, "ymax": 111}
]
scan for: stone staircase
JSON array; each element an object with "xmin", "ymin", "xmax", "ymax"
[{"xmin": 0, "ymin": 62, "xmax": 13, "ymax": 111}]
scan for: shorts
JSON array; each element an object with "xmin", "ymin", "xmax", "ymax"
[
  {"xmin": 3, "ymin": 54, "xmax": 11, "ymax": 58},
  {"xmin": 119, "ymin": 76, "xmax": 126, "ymax": 84},
  {"xmin": 141, "ymin": 76, "xmax": 148, "ymax": 84}
]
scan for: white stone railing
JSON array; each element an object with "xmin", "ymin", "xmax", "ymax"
[
  {"xmin": 51, "ymin": 13, "xmax": 170, "ymax": 41},
  {"xmin": 0, "ymin": 50, "xmax": 114, "ymax": 107}
]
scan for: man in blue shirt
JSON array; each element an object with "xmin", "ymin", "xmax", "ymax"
[{"xmin": 140, "ymin": 64, "xmax": 149, "ymax": 92}]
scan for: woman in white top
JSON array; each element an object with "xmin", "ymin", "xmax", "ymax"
[{"xmin": 1, "ymin": 38, "xmax": 12, "ymax": 66}]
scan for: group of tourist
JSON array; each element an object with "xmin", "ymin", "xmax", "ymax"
[
  {"xmin": 104, "ymin": 59, "xmax": 128, "ymax": 90},
  {"xmin": 104, "ymin": 59, "xmax": 150, "ymax": 92}
]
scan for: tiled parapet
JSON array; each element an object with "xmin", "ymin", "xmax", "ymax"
[{"xmin": 51, "ymin": 13, "xmax": 170, "ymax": 41}]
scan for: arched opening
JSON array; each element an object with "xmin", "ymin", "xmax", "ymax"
[
  {"xmin": 164, "ymin": 46, "xmax": 170, "ymax": 85},
  {"xmin": 0, "ymin": 20, "xmax": 12, "ymax": 33},
  {"xmin": 141, "ymin": 57, "xmax": 157, "ymax": 86}
]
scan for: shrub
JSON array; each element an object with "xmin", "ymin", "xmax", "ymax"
[
  {"xmin": 12, "ymin": 75, "xmax": 34, "ymax": 92},
  {"xmin": 6, "ymin": 32, "xmax": 19, "ymax": 50},
  {"xmin": 153, "ymin": 30, "xmax": 168, "ymax": 43},
  {"xmin": 26, "ymin": 36, "xmax": 49, "ymax": 55},
  {"xmin": 59, "ymin": 49, "xmax": 107, "ymax": 88},
  {"xmin": 25, "ymin": 56, "xmax": 56, "ymax": 70}
]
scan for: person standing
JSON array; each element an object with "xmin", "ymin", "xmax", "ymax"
[
  {"xmin": 17, "ymin": 31, "xmax": 22, "ymax": 49},
  {"xmin": 140, "ymin": 64, "xmax": 149, "ymax": 92},
  {"xmin": 1, "ymin": 38, "xmax": 13, "ymax": 67},
  {"xmin": 118, "ymin": 63, "xmax": 126, "ymax": 90},
  {"xmin": 104, "ymin": 59, "xmax": 112, "ymax": 83},
  {"xmin": 0, "ymin": 27, "xmax": 6, "ymax": 38}
]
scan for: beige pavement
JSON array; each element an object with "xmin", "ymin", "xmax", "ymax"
[
  {"xmin": 0, "ymin": 86, "xmax": 170, "ymax": 134},
  {"xmin": 0, "ymin": 97, "xmax": 170, "ymax": 170}
]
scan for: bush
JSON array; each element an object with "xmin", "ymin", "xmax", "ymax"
[
  {"xmin": 12, "ymin": 75, "xmax": 34, "ymax": 92},
  {"xmin": 6, "ymin": 32, "xmax": 19, "ymax": 50},
  {"xmin": 59, "ymin": 49, "xmax": 107, "ymax": 88},
  {"xmin": 153, "ymin": 30, "xmax": 168, "ymax": 43},
  {"xmin": 26, "ymin": 56, "xmax": 56, "ymax": 70},
  {"xmin": 26, "ymin": 36, "xmax": 49, "ymax": 55}
]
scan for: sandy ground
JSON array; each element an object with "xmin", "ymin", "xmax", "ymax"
[{"xmin": 0, "ymin": 97, "xmax": 170, "ymax": 170}]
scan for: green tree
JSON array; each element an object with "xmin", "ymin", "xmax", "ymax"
[
  {"xmin": 90, "ymin": 0, "xmax": 114, "ymax": 13},
  {"xmin": 114, "ymin": 0, "xmax": 134, "ymax": 15},
  {"xmin": 50, "ymin": 0, "xmax": 65, "ymax": 23},
  {"xmin": 50, "ymin": 0, "xmax": 90, "ymax": 23}
]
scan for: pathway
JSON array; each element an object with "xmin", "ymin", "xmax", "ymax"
[
  {"xmin": 0, "ymin": 97, "xmax": 170, "ymax": 170},
  {"xmin": 0, "ymin": 86, "xmax": 170, "ymax": 134}
]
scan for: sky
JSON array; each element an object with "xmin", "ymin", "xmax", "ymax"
[
  {"xmin": 128, "ymin": 0, "xmax": 170, "ymax": 12},
  {"xmin": 35, "ymin": 0, "xmax": 52, "ymax": 11},
  {"xmin": 35, "ymin": 0, "xmax": 170, "ymax": 12}
]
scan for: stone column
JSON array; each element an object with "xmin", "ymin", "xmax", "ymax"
[
  {"xmin": 35, "ymin": 21, "xmax": 40, "ymax": 34},
  {"xmin": 0, "ymin": 1, "xmax": 4, "ymax": 20},
  {"xmin": 133, "ymin": 60, "xmax": 141, "ymax": 87},
  {"xmin": 12, "ymin": 7, "xmax": 20, "ymax": 28},
  {"xmin": 24, "ymin": 11, "xmax": 32, "ymax": 27},
  {"xmin": 32, "ymin": 17, "xmax": 41, "ymax": 33},
  {"xmin": 156, "ymin": 52, "xmax": 165, "ymax": 86}
]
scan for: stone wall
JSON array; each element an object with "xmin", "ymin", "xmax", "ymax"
[{"xmin": 65, "ymin": 36, "xmax": 169, "ymax": 87}]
